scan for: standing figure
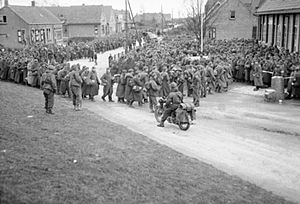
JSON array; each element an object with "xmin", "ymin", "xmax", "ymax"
[
  {"xmin": 101, "ymin": 68, "xmax": 114, "ymax": 102},
  {"xmin": 116, "ymin": 69, "xmax": 127, "ymax": 103},
  {"xmin": 69, "ymin": 65, "xmax": 83, "ymax": 111},
  {"xmin": 160, "ymin": 66, "xmax": 170, "ymax": 98},
  {"xmin": 146, "ymin": 74, "xmax": 159, "ymax": 112},
  {"xmin": 87, "ymin": 67, "xmax": 100, "ymax": 101},
  {"xmin": 192, "ymin": 69, "xmax": 201, "ymax": 107},
  {"xmin": 41, "ymin": 65, "xmax": 57, "ymax": 114},
  {"xmin": 253, "ymin": 61, "xmax": 264, "ymax": 91}
]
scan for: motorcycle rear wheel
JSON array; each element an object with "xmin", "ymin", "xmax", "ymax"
[{"xmin": 179, "ymin": 122, "xmax": 190, "ymax": 131}]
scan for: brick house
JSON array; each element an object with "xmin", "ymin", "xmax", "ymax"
[
  {"xmin": 256, "ymin": 0, "xmax": 300, "ymax": 52},
  {"xmin": 204, "ymin": 0, "xmax": 263, "ymax": 40},
  {"xmin": 46, "ymin": 5, "xmax": 117, "ymax": 40},
  {"xmin": 0, "ymin": 0, "xmax": 62, "ymax": 49}
]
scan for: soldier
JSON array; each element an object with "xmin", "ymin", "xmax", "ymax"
[
  {"xmin": 157, "ymin": 82, "xmax": 183, "ymax": 128},
  {"xmin": 87, "ymin": 67, "xmax": 100, "ymax": 101},
  {"xmin": 192, "ymin": 68, "xmax": 201, "ymax": 107},
  {"xmin": 69, "ymin": 65, "xmax": 83, "ymax": 111},
  {"xmin": 146, "ymin": 73, "xmax": 159, "ymax": 113},
  {"xmin": 116, "ymin": 69, "xmax": 127, "ymax": 103},
  {"xmin": 100, "ymin": 68, "xmax": 114, "ymax": 102},
  {"xmin": 253, "ymin": 61, "xmax": 264, "ymax": 91},
  {"xmin": 41, "ymin": 65, "xmax": 57, "ymax": 114}
]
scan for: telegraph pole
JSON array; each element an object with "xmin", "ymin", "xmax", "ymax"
[
  {"xmin": 161, "ymin": 5, "xmax": 164, "ymax": 34},
  {"xmin": 125, "ymin": 0, "xmax": 128, "ymax": 54}
]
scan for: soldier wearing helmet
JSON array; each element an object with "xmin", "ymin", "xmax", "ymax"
[{"xmin": 157, "ymin": 82, "xmax": 183, "ymax": 127}]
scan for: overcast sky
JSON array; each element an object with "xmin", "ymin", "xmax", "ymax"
[{"xmin": 4, "ymin": 0, "xmax": 207, "ymax": 18}]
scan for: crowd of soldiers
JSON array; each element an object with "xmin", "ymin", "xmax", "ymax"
[
  {"xmin": 1, "ymin": 30, "xmax": 300, "ymax": 114},
  {"xmin": 0, "ymin": 31, "xmax": 145, "ymax": 113},
  {"xmin": 107, "ymin": 34, "xmax": 300, "ymax": 111},
  {"xmin": 0, "ymin": 31, "xmax": 140, "ymax": 87}
]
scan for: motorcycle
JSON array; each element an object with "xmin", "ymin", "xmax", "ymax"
[{"xmin": 154, "ymin": 98, "xmax": 196, "ymax": 131}]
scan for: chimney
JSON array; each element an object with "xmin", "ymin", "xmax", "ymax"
[
  {"xmin": 4, "ymin": 0, "xmax": 9, "ymax": 7},
  {"xmin": 31, "ymin": 1, "xmax": 35, "ymax": 7}
]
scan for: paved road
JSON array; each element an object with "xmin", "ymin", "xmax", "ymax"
[{"xmin": 70, "ymin": 49, "xmax": 300, "ymax": 203}]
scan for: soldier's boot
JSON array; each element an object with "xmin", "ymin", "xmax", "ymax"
[
  {"xmin": 157, "ymin": 120, "xmax": 165, "ymax": 127},
  {"xmin": 48, "ymin": 109, "xmax": 54, "ymax": 114}
]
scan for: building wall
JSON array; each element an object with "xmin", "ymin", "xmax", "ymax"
[
  {"xmin": 28, "ymin": 24, "xmax": 62, "ymax": 45},
  {"xmin": 205, "ymin": 0, "xmax": 258, "ymax": 40},
  {"xmin": 0, "ymin": 7, "xmax": 29, "ymax": 49},
  {"xmin": 259, "ymin": 13, "xmax": 300, "ymax": 52},
  {"xmin": 67, "ymin": 24, "xmax": 100, "ymax": 38}
]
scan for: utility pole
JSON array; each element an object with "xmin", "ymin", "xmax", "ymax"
[
  {"xmin": 201, "ymin": 13, "xmax": 203, "ymax": 53},
  {"xmin": 197, "ymin": 0, "xmax": 203, "ymax": 53},
  {"xmin": 125, "ymin": 0, "xmax": 128, "ymax": 54},
  {"xmin": 161, "ymin": 5, "xmax": 164, "ymax": 34},
  {"xmin": 127, "ymin": 0, "xmax": 139, "ymax": 42}
]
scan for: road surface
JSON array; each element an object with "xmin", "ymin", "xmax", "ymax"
[{"xmin": 69, "ymin": 48, "xmax": 300, "ymax": 203}]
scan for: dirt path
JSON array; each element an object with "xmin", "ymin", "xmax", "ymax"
[
  {"xmin": 70, "ymin": 49, "xmax": 300, "ymax": 203},
  {"xmin": 1, "ymin": 82, "xmax": 294, "ymax": 203}
]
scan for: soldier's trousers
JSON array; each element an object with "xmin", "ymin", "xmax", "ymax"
[
  {"xmin": 149, "ymin": 96, "xmax": 157, "ymax": 111},
  {"xmin": 71, "ymin": 86, "xmax": 82, "ymax": 107},
  {"xmin": 43, "ymin": 90, "xmax": 54, "ymax": 110},
  {"xmin": 102, "ymin": 86, "xmax": 113, "ymax": 100},
  {"xmin": 192, "ymin": 87, "xmax": 200, "ymax": 107}
]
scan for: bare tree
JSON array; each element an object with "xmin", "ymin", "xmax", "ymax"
[{"xmin": 184, "ymin": 0, "xmax": 205, "ymax": 53}]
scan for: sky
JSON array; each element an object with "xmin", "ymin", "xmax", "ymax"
[{"xmin": 3, "ymin": 0, "xmax": 208, "ymax": 18}]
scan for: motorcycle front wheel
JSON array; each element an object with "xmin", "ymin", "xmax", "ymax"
[
  {"xmin": 179, "ymin": 122, "xmax": 190, "ymax": 131},
  {"xmin": 154, "ymin": 106, "xmax": 163, "ymax": 123}
]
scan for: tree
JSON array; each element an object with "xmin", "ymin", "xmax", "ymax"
[{"xmin": 185, "ymin": 0, "xmax": 205, "ymax": 53}]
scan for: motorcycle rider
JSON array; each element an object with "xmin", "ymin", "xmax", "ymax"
[{"xmin": 157, "ymin": 82, "xmax": 183, "ymax": 127}]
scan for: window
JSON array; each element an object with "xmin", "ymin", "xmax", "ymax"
[
  {"xmin": 230, "ymin": 10, "xmax": 235, "ymax": 20},
  {"xmin": 0, "ymin": 15, "xmax": 7, "ymax": 24},
  {"xmin": 212, "ymin": 28, "xmax": 216, "ymax": 39},
  {"xmin": 46, "ymin": 28, "xmax": 51, "ymax": 42},
  {"xmin": 40, "ymin": 29, "xmax": 45, "ymax": 43},
  {"xmin": 31, "ymin": 29, "xmax": 35, "ymax": 43},
  {"xmin": 35, "ymin": 29, "xmax": 40, "ymax": 42},
  {"xmin": 55, "ymin": 30, "xmax": 62, "ymax": 40},
  {"xmin": 94, "ymin": 25, "xmax": 98, "ymax": 35},
  {"xmin": 17, "ymin": 30, "xmax": 25, "ymax": 43},
  {"xmin": 208, "ymin": 27, "xmax": 216, "ymax": 39}
]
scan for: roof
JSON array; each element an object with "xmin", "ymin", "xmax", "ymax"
[
  {"xmin": 8, "ymin": 5, "xmax": 61, "ymax": 25},
  {"xmin": 102, "ymin": 6, "xmax": 114, "ymax": 22},
  {"xmin": 257, "ymin": 0, "xmax": 300, "ymax": 14},
  {"xmin": 46, "ymin": 5, "xmax": 103, "ymax": 25}
]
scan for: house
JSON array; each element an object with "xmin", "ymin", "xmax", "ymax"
[
  {"xmin": 134, "ymin": 13, "xmax": 171, "ymax": 25},
  {"xmin": 204, "ymin": 0, "xmax": 263, "ymax": 40},
  {"xmin": 46, "ymin": 5, "xmax": 117, "ymax": 41},
  {"xmin": 114, "ymin": 9, "xmax": 132, "ymax": 32},
  {"xmin": 46, "ymin": 5, "xmax": 105, "ymax": 40},
  {"xmin": 102, "ymin": 6, "xmax": 117, "ymax": 35},
  {"xmin": 0, "ymin": 0, "xmax": 63, "ymax": 49},
  {"xmin": 256, "ymin": 0, "xmax": 300, "ymax": 52}
]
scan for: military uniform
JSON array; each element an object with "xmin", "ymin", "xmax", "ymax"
[
  {"xmin": 41, "ymin": 65, "xmax": 57, "ymax": 114},
  {"xmin": 158, "ymin": 83, "xmax": 183, "ymax": 127}
]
